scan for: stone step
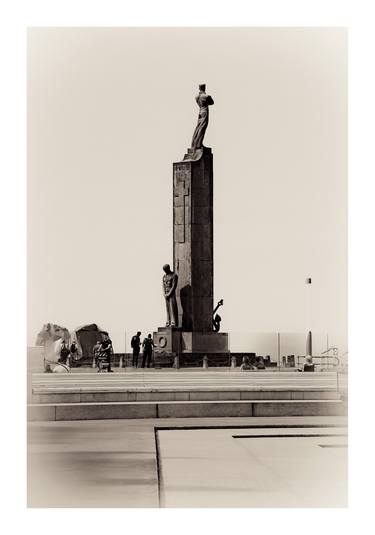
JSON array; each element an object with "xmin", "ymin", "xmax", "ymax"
[
  {"xmin": 31, "ymin": 389, "xmax": 340, "ymax": 404},
  {"xmin": 28, "ymin": 398, "xmax": 346, "ymax": 421},
  {"xmin": 31, "ymin": 371, "xmax": 338, "ymax": 387},
  {"xmin": 30, "ymin": 370, "xmax": 340, "ymax": 405}
]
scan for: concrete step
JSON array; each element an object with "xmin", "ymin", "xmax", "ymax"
[
  {"xmin": 30, "ymin": 370, "xmax": 340, "ymax": 404},
  {"xmin": 28, "ymin": 398, "xmax": 346, "ymax": 421},
  {"xmin": 31, "ymin": 389, "xmax": 340, "ymax": 404},
  {"xmin": 31, "ymin": 371, "xmax": 339, "ymax": 389}
]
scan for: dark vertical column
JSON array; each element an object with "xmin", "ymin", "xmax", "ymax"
[{"xmin": 173, "ymin": 147, "xmax": 213, "ymax": 332}]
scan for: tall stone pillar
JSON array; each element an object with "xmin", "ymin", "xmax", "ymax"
[{"xmin": 173, "ymin": 147, "xmax": 213, "ymax": 332}]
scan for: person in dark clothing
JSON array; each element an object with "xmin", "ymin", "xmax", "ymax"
[
  {"xmin": 141, "ymin": 334, "xmax": 154, "ymax": 368},
  {"xmin": 100, "ymin": 332, "xmax": 114, "ymax": 372},
  {"xmin": 70, "ymin": 341, "xmax": 78, "ymax": 362},
  {"xmin": 59, "ymin": 341, "xmax": 70, "ymax": 365},
  {"xmin": 131, "ymin": 331, "xmax": 141, "ymax": 368},
  {"xmin": 93, "ymin": 340, "xmax": 101, "ymax": 367}
]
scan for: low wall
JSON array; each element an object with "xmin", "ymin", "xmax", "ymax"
[{"xmin": 27, "ymin": 348, "xmax": 279, "ymax": 370}]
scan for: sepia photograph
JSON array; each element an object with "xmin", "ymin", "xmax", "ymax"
[{"xmin": 26, "ymin": 26, "xmax": 347, "ymax": 508}]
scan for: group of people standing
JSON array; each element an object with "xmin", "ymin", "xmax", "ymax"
[
  {"xmin": 131, "ymin": 332, "xmax": 154, "ymax": 368},
  {"xmin": 59, "ymin": 340, "xmax": 79, "ymax": 366},
  {"xmin": 58, "ymin": 330, "xmax": 155, "ymax": 372}
]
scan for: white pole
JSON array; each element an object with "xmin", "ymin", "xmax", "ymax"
[
  {"xmin": 124, "ymin": 331, "xmax": 127, "ymax": 368},
  {"xmin": 305, "ymin": 278, "xmax": 312, "ymax": 359}
]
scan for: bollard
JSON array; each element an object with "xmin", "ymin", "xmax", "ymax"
[
  {"xmin": 119, "ymin": 355, "xmax": 123, "ymax": 368},
  {"xmin": 202, "ymin": 355, "xmax": 208, "ymax": 369},
  {"xmin": 231, "ymin": 356, "xmax": 237, "ymax": 369},
  {"xmin": 173, "ymin": 355, "xmax": 180, "ymax": 369}
]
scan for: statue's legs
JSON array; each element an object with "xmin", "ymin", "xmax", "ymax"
[
  {"xmin": 165, "ymin": 298, "xmax": 171, "ymax": 326},
  {"xmin": 170, "ymin": 295, "xmax": 178, "ymax": 326},
  {"xmin": 191, "ymin": 110, "xmax": 208, "ymax": 149},
  {"xmin": 165, "ymin": 296, "xmax": 178, "ymax": 327}
]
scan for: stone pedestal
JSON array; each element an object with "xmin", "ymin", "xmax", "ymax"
[
  {"xmin": 153, "ymin": 327, "xmax": 182, "ymax": 355},
  {"xmin": 153, "ymin": 328, "xmax": 228, "ymax": 355},
  {"xmin": 153, "ymin": 146, "xmax": 229, "ymax": 365}
]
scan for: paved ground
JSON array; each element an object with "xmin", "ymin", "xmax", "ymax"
[
  {"xmin": 28, "ymin": 415, "xmax": 347, "ymax": 508},
  {"xmin": 158, "ymin": 426, "xmax": 347, "ymax": 507}
]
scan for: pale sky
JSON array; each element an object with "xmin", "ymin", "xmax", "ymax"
[{"xmin": 27, "ymin": 27, "xmax": 347, "ymax": 355}]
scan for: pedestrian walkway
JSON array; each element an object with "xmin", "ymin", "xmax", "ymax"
[
  {"xmin": 157, "ymin": 424, "xmax": 348, "ymax": 507},
  {"xmin": 27, "ymin": 415, "xmax": 347, "ymax": 508}
]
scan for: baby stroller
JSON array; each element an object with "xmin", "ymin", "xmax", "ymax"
[{"xmin": 96, "ymin": 349, "xmax": 111, "ymax": 372}]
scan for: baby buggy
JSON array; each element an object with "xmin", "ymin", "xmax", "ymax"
[{"xmin": 96, "ymin": 350, "xmax": 111, "ymax": 372}]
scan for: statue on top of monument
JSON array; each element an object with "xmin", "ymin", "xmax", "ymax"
[
  {"xmin": 191, "ymin": 84, "xmax": 214, "ymax": 150},
  {"xmin": 162, "ymin": 264, "xmax": 179, "ymax": 327}
]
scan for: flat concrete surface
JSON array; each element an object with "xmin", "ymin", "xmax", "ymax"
[
  {"xmin": 27, "ymin": 415, "xmax": 347, "ymax": 508},
  {"xmin": 158, "ymin": 427, "xmax": 347, "ymax": 507}
]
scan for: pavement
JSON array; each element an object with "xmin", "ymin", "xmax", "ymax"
[
  {"xmin": 158, "ymin": 425, "xmax": 347, "ymax": 507},
  {"xmin": 28, "ymin": 415, "xmax": 347, "ymax": 508}
]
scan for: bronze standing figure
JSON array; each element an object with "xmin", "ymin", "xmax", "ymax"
[
  {"xmin": 191, "ymin": 83, "xmax": 214, "ymax": 149},
  {"xmin": 163, "ymin": 264, "xmax": 179, "ymax": 327}
]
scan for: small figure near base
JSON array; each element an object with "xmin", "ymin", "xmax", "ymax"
[
  {"xmin": 213, "ymin": 299, "xmax": 223, "ymax": 332},
  {"xmin": 303, "ymin": 355, "xmax": 315, "ymax": 372},
  {"xmin": 141, "ymin": 334, "xmax": 154, "ymax": 368},
  {"xmin": 162, "ymin": 264, "xmax": 179, "ymax": 327},
  {"xmin": 131, "ymin": 331, "xmax": 142, "ymax": 367},
  {"xmin": 97, "ymin": 332, "xmax": 114, "ymax": 373}
]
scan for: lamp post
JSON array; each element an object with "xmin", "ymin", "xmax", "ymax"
[{"xmin": 305, "ymin": 278, "xmax": 312, "ymax": 362}]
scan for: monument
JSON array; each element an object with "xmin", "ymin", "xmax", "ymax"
[{"xmin": 153, "ymin": 85, "xmax": 229, "ymax": 364}]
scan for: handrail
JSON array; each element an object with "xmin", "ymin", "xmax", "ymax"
[{"xmin": 296, "ymin": 355, "xmax": 340, "ymax": 367}]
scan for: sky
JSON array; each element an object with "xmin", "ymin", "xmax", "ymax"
[{"xmin": 27, "ymin": 27, "xmax": 347, "ymax": 355}]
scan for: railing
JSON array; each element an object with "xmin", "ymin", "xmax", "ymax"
[{"xmin": 296, "ymin": 355, "xmax": 340, "ymax": 369}]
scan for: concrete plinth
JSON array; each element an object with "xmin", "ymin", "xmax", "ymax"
[
  {"xmin": 153, "ymin": 326, "xmax": 182, "ymax": 355},
  {"xmin": 153, "ymin": 326, "xmax": 229, "ymax": 366},
  {"xmin": 179, "ymin": 331, "xmax": 228, "ymax": 353}
]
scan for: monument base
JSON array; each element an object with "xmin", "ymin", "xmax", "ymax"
[
  {"xmin": 153, "ymin": 327, "xmax": 228, "ymax": 354},
  {"xmin": 153, "ymin": 327, "xmax": 229, "ymax": 367},
  {"xmin": 179, "ymin": 331, "xmax": 228, "ymax": 353}
]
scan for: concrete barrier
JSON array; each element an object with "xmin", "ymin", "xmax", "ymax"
[{"xmin": 28, "ymin": 398, "xmax": 345, "ymax": 421}]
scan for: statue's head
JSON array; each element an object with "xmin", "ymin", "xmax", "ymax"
[
  {"xmin": 199, "ymin": 83, "xmax": 206, "ymax": 92},
  {"xmin": 137, "ymin": 331, "xmax": 141, "ymax": 336},
  {"xmin": 163, "ymin": 264, "xmax": 171, "ymax": 274}
]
